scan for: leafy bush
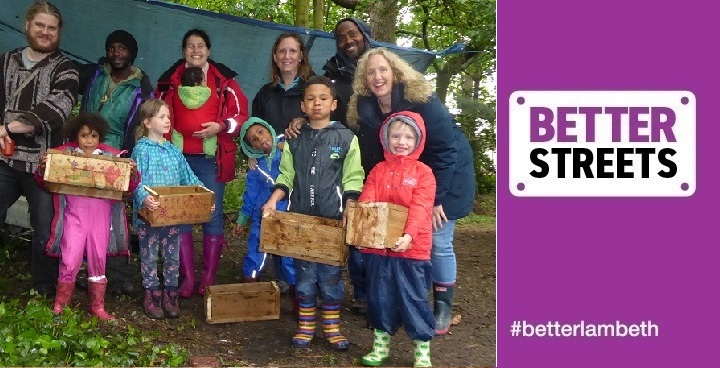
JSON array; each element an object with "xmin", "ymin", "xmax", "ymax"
[
  {"xmin": 0, "ymin": 297, "xmax": 188, "ymax": 366},
  {"xmin": 223, "ymin": 175, "xmax": 246, "ymax": 215},
  {"xmin": 455, "ymin": 94, "xmax": 496, "ymax": 196}
]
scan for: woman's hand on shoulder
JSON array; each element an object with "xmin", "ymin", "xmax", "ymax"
[{"xmin": 248, "ymin": 157, "xmax": 258, "ymax": 170}]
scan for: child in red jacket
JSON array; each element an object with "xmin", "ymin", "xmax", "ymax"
[{"xmin": 356, "ymin": 111, "xmax": 436, "ymax": 367}]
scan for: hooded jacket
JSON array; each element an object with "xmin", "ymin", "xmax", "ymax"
[
  {"xmin": 237, "ymin": 117, "xmax": 288, "ymax": 226},
  {"xmin": 131, "ymin": 137, "xmax": 203, "ymax": 228},
  {"xmin": 358, "ymin": 111, "xmax": 435, "ymax": 260},
  {"xmin": 80, "ymin": 61, "xmax": 153, "ymax": 156},
  {"xmin": 322, "ymin": 18, "xmax": 373, "ymax": 123},
  {"xmin": 348, "ymin": 82, "xmax": 476, "ymax": 220},
  {"xmin": 156, "ymin": 59, "xmax": 249, "ymax": 182},
  {"xmin": 43, "ymin": 142, "xmax": 140, "ymax": 258},
  {"xmin": 273, "ymin": 121, "xmax": 365, "ymax": 220}
]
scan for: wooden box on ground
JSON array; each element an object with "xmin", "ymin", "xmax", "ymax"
[
  {"xmin": 138, "ymin": 186, "xmax": 214, "ymax": 227},
  {"xmin": 260, "ymin": 211, "xmax": 347, "ymax": 266},
  {"xmin": 43, "ymin": 149, "xmax": 133, "ymax": 200},
  {"xmin": 205, "ymin": 282, "xmax": 280, "ymax": 324},
  {"xmin": 346, "ymin": 202, "xmax": 409, "ymax": 249}
]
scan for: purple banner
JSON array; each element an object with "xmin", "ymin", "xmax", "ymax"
[{"xmin": 498, "ymin": 1, "xmax": 717, "ymax": 367}]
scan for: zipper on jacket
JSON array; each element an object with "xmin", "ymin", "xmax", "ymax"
[{"xmin": 336, "ymin": 186, "xmax": 343, "ymax": 213}]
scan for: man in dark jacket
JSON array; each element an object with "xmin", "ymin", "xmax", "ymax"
[
  {"xmin": 322, "ymin": 18, "xmax": 373, "ymax": 125},
  {"xmin": 0, "ymin": 1, "xmax": 79, "ymax": 297},
  {"xmin": 77, "ymin": 29, "xmax": 153, "ymax": 295}
]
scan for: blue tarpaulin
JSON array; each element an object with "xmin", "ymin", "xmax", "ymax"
[{"xmin": 0, "ymin": 0, "xmax": 438, "ymax": 105}]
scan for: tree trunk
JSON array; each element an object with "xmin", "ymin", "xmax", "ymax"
[
  {"xmin": 295, "ymin": 0, "xmax": 309, "ymax": 27},
  {"xmin": 368, "ymin": 0, "xmax": 398, "ymax": 43},
  {"xmin": 436, "ymin": 67, "xmax": 451, "ymax": 104},
  {"xmin": 313, "ymin": 0, "xmax": 324, "ymax": 29}
]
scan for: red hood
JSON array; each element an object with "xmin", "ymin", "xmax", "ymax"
[{"xmin": 379, "ymin": 110, "xmax": 427, "ymax": 162}]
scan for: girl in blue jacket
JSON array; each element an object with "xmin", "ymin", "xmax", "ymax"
[{"xmin": 131, "ymin": 99, "xmax": 209, "ymax": 320}]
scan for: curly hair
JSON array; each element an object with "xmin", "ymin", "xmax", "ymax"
[
  {"xmin": 270, "ymin": 32, "xmax": 313, "ymax": 86},
  {"xmin": 65, "ymin": 113, "xmax": 109, "ymax": 142},
  {"xmin": 352, "ymin": 48, "xmax": 433, "ymax": 99}
]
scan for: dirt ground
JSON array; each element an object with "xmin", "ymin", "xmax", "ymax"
[{"xmin": 2, "ymin": 220, "xmax": 496, "ymax": 367}]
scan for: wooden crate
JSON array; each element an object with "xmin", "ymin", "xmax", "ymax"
[
  {"xmin": 260, "ymin": 211, "xmax": 347, "ymax": 266},
  {"xmin": 138, "ymin": 186, "xmax": 214, "ymax": 227},
  {"xmin": 43, "ymin": 149, "xmax": 133, "ymax": 200},
  {"xmin": 346, "ymin": 202, "xmax": 409, "ymax": 249},
  {"xmin": 205, "ymin": 282, "xmax": 280, "ymax": 324}
]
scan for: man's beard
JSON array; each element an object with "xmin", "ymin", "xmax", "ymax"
[{"xmin": 26, "ymin": 32, "xmax": 59, "ymax": 54}]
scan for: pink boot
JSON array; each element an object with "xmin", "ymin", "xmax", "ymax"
[
  {"xmin": 88, "ymin": 281, "xmax": 116, "ymax": 321},
  {"xmin": 197, "ymin": 234, "xmax": 225, "ymax": 295},
  {"xmin": 52, "ymin": 282, "xmax": 75, "ymax": 314},
  {"xmin": 178, "ymin": 232, "xmax": 196, "ymax": 298}
]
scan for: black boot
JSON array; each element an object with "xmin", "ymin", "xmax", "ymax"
[{"xmin": 433, "ymin": 283, "xmax": 455, "ymax": 335}]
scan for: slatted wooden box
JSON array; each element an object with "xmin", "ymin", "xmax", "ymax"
[
  {"xmin": 138, "ymin": 186, "xmax": 214, "ymax": 227},
  {"xmin": 204, "ymin": 282, "xmax": 280, "ymax": 324},
  {"xmin": 260, "ymin": 211, "xmax": 347, "ymax": 266},
  {"xmin": 43, "ymin": 149, "xmax": 133, "ymax": 200},
  {"xmin": 346, "ymin": 202, "xmax": 409, "ymax": 249}
]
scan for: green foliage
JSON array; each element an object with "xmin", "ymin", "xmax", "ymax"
[
  {"xmin": 223, "ymin": 175, "xmax": 247, "ymax": 214},
  {"xmin": 457, "ymin": 213, "xmax": 495, "ymax": 226},
  {"xmin": 165, "ymin": 0, "xmax": 294, "ymax": 24},
  {"xmin": 455, "ymin": 87, "xmax": 496, "ymax": 196},
  {"xmin": 0, "ymin": 298, "xmax": 188, "ymax": 366}
]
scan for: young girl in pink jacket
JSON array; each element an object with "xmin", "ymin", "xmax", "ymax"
[{"xmin": 40, "ymin": 113, "xmax": 139, "ymax": 320}]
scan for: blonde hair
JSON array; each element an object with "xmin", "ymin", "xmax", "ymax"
[
  {"xmin": 352, "ymin": 48, "xmax": 433, "ymax": 99},
  {"xmin": 26, "ymin": 1, "xmax": 63, "ymax": 28},
  {"xmin": 135, "ymin": 99, "xmax": 170, "ymax": 141}
]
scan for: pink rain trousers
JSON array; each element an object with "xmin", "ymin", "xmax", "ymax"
[{"xmin": 58, "ymin": 195, "xmax": 112, "ymax": 283}]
